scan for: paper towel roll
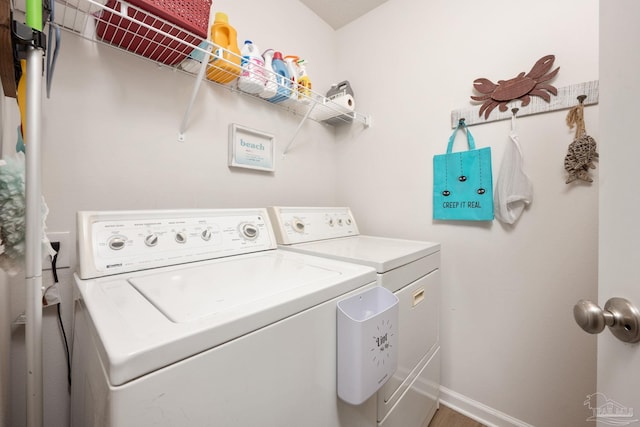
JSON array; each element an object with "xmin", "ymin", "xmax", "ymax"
[{"xmin": 313, "ymin": 94, "xmax": 356, "ymax": 125}]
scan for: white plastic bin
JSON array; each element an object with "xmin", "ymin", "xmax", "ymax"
[{"xmin": 337, "ymin": 287, "xmax": 399, "ymax": 405}]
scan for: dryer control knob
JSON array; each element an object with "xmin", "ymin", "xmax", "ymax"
[
  {"xmin": 144, "ymin": 234, "xmax": 158, "ymax": 247},
  {"xmin": 292, "ymin": 218, "xmax": 306, "ymax": 233},
  {"xmin": 175, "ymin": 231, "xmax": 187, "ymax": 244}
]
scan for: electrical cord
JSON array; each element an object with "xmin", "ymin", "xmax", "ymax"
[
  {"xmin": 48, "ymin": 241, "xmax": 72, "ymax": 390},
  {"xmin": 57, "ymin": 303, "xmax": 71, "ymax": 390}
]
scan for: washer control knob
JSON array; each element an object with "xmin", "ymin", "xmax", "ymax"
[
  {"xmin": 108, "ymin": 236, "xmax": 126, "ymax": 251},
  {"xmin": 327, "ymin": 218, "xmax": 334, "ymax": 227},
  {"xmin": 175, "ymin": 231, "xmax": 187, "ymax": 244},
  {"xmin": 346, "ymin": 218, "xmax": 352, "ymax": 226},
  {"xmin": 240, "ymin": 223, "xmax": 259, "ymax": 240},
  {"xmin": 144, "ymin": 234, "xmax": 158, "ymax": 247},
  {"xmin": 201, "ymin": 229, "xmax": 212, "ymax": 241},
  {"xmin": 292, "ymin": 218, "xmax": 306, "ymax": 233},
  {"xmin": 338, "ymin": 218, "xmax": 344, "ymax": 226}
]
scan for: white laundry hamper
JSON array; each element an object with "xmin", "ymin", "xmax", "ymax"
[{"xmin": 337, "ymin": 286, "xmax": 399, "ymax": 405}]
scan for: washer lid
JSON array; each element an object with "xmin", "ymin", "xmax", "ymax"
[
  {"xmin": 129, "ymin": 253, "xmax": 342, "ymax": 323},
  {"xmin": 281, "ymin": 235, "xmax": 440, "ymax": 273},
  {"xmin": 75, "ymin": 250, "xmax": 377, "ymax": 386}
]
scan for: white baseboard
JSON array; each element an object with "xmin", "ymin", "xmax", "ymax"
[{"xmin": 439, "ymin": 386, "xmax": 534, "ymax": 427}]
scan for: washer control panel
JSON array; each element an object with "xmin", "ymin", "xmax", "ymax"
[
  {"xmin": 267, "ymin": 207, "xmax": 359, "ymax": 245},
  {"xmin": 77, "ymin": 209, "xmax": 276, "ymax": 279}
]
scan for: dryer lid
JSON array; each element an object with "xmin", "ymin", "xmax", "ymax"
[{"xmin": 283, "ymin": 235, "xmax": 440, "ymax": 273}]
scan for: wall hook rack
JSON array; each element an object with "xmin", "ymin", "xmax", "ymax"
[{"xmin": 451, "ymin": 80, "xmax": 599, "ymax": 128}]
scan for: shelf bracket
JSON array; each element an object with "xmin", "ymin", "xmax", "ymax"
[
  {"xmin": 356, "ymin": 112, "xmax": 373, "ymax": 128},
  {"xmin": 178, "ymin": 42, "xmax": 212, "ymax": 142},
  {"xmin": 283, "ymin": 101, "xmax": 317, "ymax": 155},
  {"xmin": 451, "ymin": 80, "xmax": 599, "ymax": 128}
]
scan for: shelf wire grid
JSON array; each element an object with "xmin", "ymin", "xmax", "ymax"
[{"xmin": 31, "ymin": 0, "xmax": 371, "ymax": 126}]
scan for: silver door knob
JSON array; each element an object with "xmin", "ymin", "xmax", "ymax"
[{"xmin": 573, "ymin": 298, "xmax": 640, "ymax": 343}]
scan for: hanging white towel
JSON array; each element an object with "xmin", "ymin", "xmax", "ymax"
[{"xmin": 494, "ymin": 115, "xmax": 533, "ymax": 224}]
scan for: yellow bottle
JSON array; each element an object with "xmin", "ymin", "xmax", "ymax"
[
  {"xmin": 296, "ymin": 59, "xmax": 312, "ymax": 102},
  {"xmin": 206, "ymin": 12, "xmax": 241, "ymax": 84}
]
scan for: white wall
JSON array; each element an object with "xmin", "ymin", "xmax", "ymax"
[
  {"xmin": 3, "ymin": 0, "xmax": 599, "ymax": 426},
  {"xmin": 334, "ymin": 0, "xmax": 599, "ymax": 426}
]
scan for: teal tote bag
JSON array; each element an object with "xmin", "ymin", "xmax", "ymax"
[{"xmin": 433, "ymin": 122, "xmax": 494, "ymax": 221}]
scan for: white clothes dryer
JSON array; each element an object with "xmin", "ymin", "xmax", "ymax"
[
  {"xmin": 268, "ymin": 206, "xmax": 441, "ymax": 427},
  {"xmin": 70, "ymin": 208, "xmax": 380, "ymax": 427}
]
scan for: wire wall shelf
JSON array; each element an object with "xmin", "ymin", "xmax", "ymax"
[{"xmin": 50, "ymin": 0, "xmax": 372, "ymax": 143}]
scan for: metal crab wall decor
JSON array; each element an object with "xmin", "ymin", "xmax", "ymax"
[{"xmin": 471, "ymin": 55, "xmax": 560, "ymax": 119}]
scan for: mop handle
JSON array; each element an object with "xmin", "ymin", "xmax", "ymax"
[{"xmin": 25, "ymin": 0, "xmax": 43, "ymax": 31}]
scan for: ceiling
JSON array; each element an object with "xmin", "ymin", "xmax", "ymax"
[{"xmin": 299, "ymin": 0, "xmax": 388, "ymax": 30}]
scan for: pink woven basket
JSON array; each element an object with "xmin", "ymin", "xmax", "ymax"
[
  {"xmin": 96, "ymin": 0, "xmax": 212, "ymax": 65},
  {"xmin": 124, "ymin": 0, "xmax": 211, "ymax": 36}
]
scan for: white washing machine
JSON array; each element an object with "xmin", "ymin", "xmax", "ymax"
[
  {"xmin": 268, "ymin": 206, "xmax": 441, "ymax": 427},
  {"xmin": 70, "ymin": 208, "xmax": 382, "ymax": 427}
]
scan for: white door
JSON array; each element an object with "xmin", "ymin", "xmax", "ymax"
[{"xmin": 595, "ymin": 1, "xmax": 640, "ymax": 426}]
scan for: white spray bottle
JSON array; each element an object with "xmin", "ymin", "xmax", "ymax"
[{"xmin": 259, "ymin": 49, "xmax": 278, "ymax": 99}]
